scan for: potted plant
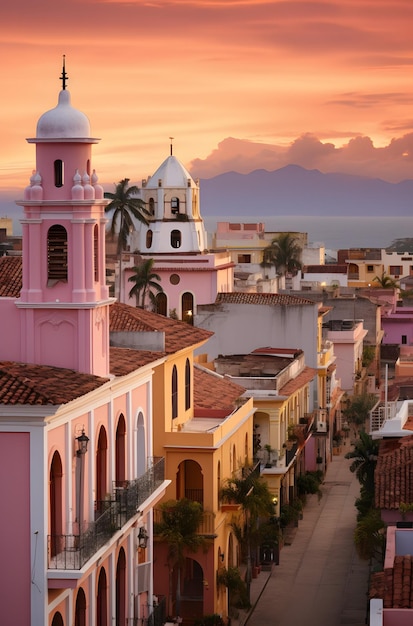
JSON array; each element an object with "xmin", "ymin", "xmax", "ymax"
[{"xmin": 263, "ymin": 443, "xmax": 276, "ymax": 468}]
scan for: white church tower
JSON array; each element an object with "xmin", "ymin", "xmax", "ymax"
[
  {"xmin": 124, "ymin": 143, "xmax": 234, "ymax": 321},
  {"xmin": 137, "ymin": 141, "xmax": 207, "ymax": 254}
]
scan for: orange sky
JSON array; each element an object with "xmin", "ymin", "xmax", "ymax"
[{"xmin": 1, "ymin": 0, "xmax": 413, "ymax": 195}]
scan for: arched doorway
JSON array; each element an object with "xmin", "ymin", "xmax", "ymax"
[
  {"xmin": 177, "ymin": 558, "xmax": 204, "ymax": 623},
  {"xmin": 97, "ymin": 567, "xmax": 108, "ymax": 626},
  {"xmin": 176, "ymin": 460, "xmax": 203, "ymax": 505},
  {"xmin": 96, "ymin": 426, "xmax": 107, "ymax": 516},
  {"xmin": 50, "ymin": 451, "xmax": 63, "ymax": 557},
  {"xmin": 116, "ymin": 548, "xmax": 127, "ymax": 626},
  {"xmin": 74, "ymin": 587, "xmax": 86, "ymax": 626},
  {"xmin": 115, "ymin": 415, "xmax": 126, "ymax": 485}
]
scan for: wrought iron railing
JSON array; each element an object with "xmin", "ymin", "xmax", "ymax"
[
  {"xmin": 48, "ymin": 457, "xmax": 165, "ymax": 570},
  {"xmin": 147, "ymin": 595, "xmax": 166, "ymax": 626}
]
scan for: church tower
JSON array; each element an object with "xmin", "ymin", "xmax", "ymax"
[
  {"xmin": 124, "ymin": 143, "xmax": 233, "ymax": 321},
  {"xmin": 137, "ymin": 141, "xmax": 207, "ymax": 254},
  {"xmin": 16, "ymin": 60, "xmax": 114, "ymax": 376}
]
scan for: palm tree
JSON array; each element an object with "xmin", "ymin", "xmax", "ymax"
[
  {"xmin": 345, "ymin": 430, "xmax": 379, "ymax": 493},
  {"xmin": 261, "ymin": 233, "xmax": 302, "ymax": 276},
  {"xmin": 372, "ymin": 270, "xmax": 398, "ymax": 289},
  {"xmin": 154, "ymin": 498, "xmax": 206, "ymax": 619},
  {"xmin": 128, "ymin": 258, "xmax": 163, "ymax": 309},
  {"xmin": 104, "ymin": 178, "xmax": 149, "ymax": 255},
  {"xmin": 220, "ymin": 467, "xmax": 274, "ymax": 603},
  {"xmin": 105, "ymin": 179, "xmax": 150, "ymax": 300}
]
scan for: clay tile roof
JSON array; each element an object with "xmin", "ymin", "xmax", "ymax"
[
  {"xmin": 0, "ymin": 256, "xmax": 22, "ymax": 297},
  {"xmin": 279, "ymin": 366, "xmax": 317, "ymax": 396},
  {"xmin": 215, "ymin": 292, "xmax": 316, "ymax": 306},
  {"xmin": 110, "ymin": 347, "xmax": 165, "ymax": 376},
  {"xmin": 375, "ymin": 435, "xmax": 413, "ymax": 510},
  {"xmin": 109, "ymin": 302, "xmax": 213, "ymax": 353},
  {"xmin": 370, "ymin": 556, "xmax": 413, "ymax": 608},
  {"xmin": 0, "ymin": 361, "xmax": 108, "ymax": 406},
  {"xmin": 194, "ymin": 366, "xmax": 246, "ymax": 412}
]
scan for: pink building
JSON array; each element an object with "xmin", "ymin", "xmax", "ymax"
[{"xmin": 0, "ymin": 65, "xmax": 169, "ymax": 626}]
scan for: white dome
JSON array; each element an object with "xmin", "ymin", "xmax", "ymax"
[
  {"xmin": 146, "ymin": 155, "xmax": 196, "ymax": 188},
  {"xmin": 36, "ymin": 89, "xmax": 91, "ymax": 139}
]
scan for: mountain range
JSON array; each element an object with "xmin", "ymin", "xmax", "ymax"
[{"xmin": 198, "ymin": 164, "xmax": 413, "ymax": 217}]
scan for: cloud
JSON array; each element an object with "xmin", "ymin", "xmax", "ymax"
[{"xmin": 189, "ymin": 133, "xmax": 413, "ymax": 182}]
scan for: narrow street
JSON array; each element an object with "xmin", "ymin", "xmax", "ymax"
[{"xmin": 239, "ymin": 451, "xmax": 370, "ymax": 626}]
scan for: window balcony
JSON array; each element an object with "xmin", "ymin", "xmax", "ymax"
[{"xmin": 48, "ymin": 457, "xmax": 165, "ymax": 571}]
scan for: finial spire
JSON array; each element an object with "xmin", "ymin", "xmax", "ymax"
[
  {"xmin": 169, "ymin": 137, "xmax": 174, "ymax": 156},
  {"xmin": 60, "ymin": 55, "xmax": 68, "ymax": 90}
]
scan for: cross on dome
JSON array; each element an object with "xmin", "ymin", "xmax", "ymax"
[{"xmin": 59, "ymin": 55, "xmax": 68, "ymax": 91}]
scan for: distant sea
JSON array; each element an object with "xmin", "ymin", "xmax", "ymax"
[
  {"xmin": 8, "ymin": 210, "xmax": 413, "ymax": 253},
  {"xmin": 203, "ymin": 215, "xmax": 413, "ymax": 252}
]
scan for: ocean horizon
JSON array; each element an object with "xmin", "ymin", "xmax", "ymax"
[
  {"xmin": 7, "ymin": 210, "xmax": 413, "ymax": 253},
  {"xmin": 204, "ymin": 215, "xmax": 413, "ymax": 252}
]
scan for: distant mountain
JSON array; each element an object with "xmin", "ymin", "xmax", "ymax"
[{"xmin": 199, "ymin": 165, "xmax": 413, "ymax": 216}]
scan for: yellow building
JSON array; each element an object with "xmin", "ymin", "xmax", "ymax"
[{"xmin": 110, "ymin": 302, "xmax": 255, "ymax": 623}]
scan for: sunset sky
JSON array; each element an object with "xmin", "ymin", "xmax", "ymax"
[{"xmin": 1, "ymin": 0, "xmax": 413, "ymax": 201}]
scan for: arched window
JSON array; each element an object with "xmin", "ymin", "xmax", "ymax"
[
  {"xmin": 116, "ymin": 548, "xmax": 127, "ymax": 626},
  {"xmin": 47, "ymin": 225, "xmax": 68, "ymax": 282},
  {"xmin": 149, "ymin": 198, "xmax": 155, "ymax": 215},
  {"xmin": 75, "ymin": 588, "xmax": 86, "ymax": 626},
  {"xmin": 146, "ymin": 229, "xmax": 153, "ymax": 249},
  {"xmin": 51, "ymin": 612, "xmax": 64, "ymax": 626},
  {"xmin": 54, "ymin": 159, "xmax": 64, "ymax": 187},
  {"xmin": 97, "ymin": 568, "xmax": 108, "ymax": 626},
  {"xmin": 172, "ymin": 365, "xmax": 178, "ymax": 419},
  {"xmin": 136, "ymin": 411, "xmax": 146, "ymax": 478},
  {"xmin": 171, "ymin": 229, "xmax": 181, "ymax": 249},
  {"xmin": 50, "ymin": 451, "xmax": 63, "ymax": 558},
  {"xmin": 115, "ymin": 415, "xmax": 126, "ymax": 486},
  {"xmin": 182, "ymin": 292, "xmax": 194, "ymax": 325},
  {"xmin": 94, "ymin": 224, "xmax": 99, "ymax": 282},
  {"xmin": 155, "ymin": 292, "xmax": 167, "ymax": 316},
  {"xmin": 171, "ymin": 197, "xmax": 180, "ymax": 214},
  {"xmin": 185, "ymin": 358, "xmax": 191, "ymax": 410},
  {"xmin": 96, "ymin": 426, "xmax": 108, "ymax": 515}
]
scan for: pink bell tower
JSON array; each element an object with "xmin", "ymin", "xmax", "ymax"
[{"xmin": 15, "ymin": 59, "xmax": 114, "ymax": 377}]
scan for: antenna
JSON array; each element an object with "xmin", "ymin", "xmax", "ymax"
[{"xmin": 60, "ymin": 55, "xmax": 68, "ymax": 90}]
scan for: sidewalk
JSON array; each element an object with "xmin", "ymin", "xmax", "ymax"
[{"xmin": 234, "ymin": 450, "xmax": 371, "ymax": 626}]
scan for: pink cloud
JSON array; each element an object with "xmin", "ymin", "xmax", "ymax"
[{"xmin": 189, "ymin": 133, "xmax": 413, "ymax": 182}]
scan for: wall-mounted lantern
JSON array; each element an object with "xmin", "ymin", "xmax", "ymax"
[
  {"xmin": 138, "ymin": 526, "xmax": 148, "ymax": 549},
  {"xmin": 76, "ymin": 429, "xmax": 89, "ymax": 456}
]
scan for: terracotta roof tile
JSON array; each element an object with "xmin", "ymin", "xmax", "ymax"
[
  {"xmin": 370, "ymin": 557, "xmax": 413, "ymax": 608},
  {"xmin": 0, "ymin": 256, "xmax": 22, "ymax": 297},
  {"xmin": 375, "ymin": 435, "xmax": 413, "ymax": 510},
  {"xmin": 215, "ymin": 292, "xmax": 316, "ymax": 306},
  {"xmin": 194, "ymin": 366, "xmax": 246, "ymax": 413},
  {"xmin": 0, "ymin": 361, "xmax": 108, "ymax": 406},
  {"xmin": 279, "ymin": 366, "xmax": 317, "ymax": 396},
  {"xmin": 109, "ymin": 347, "xmax": 165, "ymax": 376},
  {"xmin": 109, "ymin": 302, "xmax": 213, "ymax": 353}
]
